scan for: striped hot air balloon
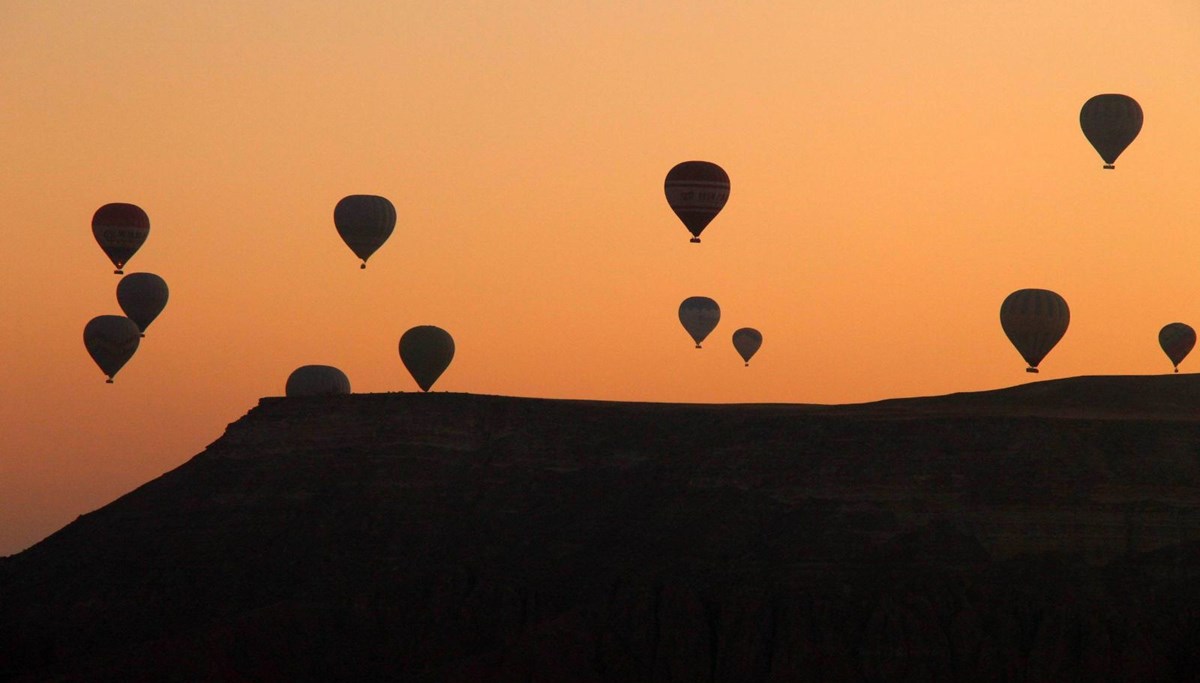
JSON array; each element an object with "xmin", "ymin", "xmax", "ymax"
[
  {"xmin": 92, "ymin": 203, "xmax": 150, "ymax": 274},
  {"xmin": 334, "ymin": 195, "xmax": 396, "ymax": 268},
  {"xmin": 1158, "ymin": 323, "xmax": 1195, "ymax": 373},
  {"xmin": 664, "ymin": 161, "xmax": 730, "ymax": 243},
  {"xmin": 999, "ymin": 289, "xmax": 1070, "ymax": 373},
  {"xmin": 679, "ymin": 297, "xmax": 720, "ymax": 348},
  {"xmin": 1080, "ymin": 94, "xmax": 1142, "ymax": 169}
]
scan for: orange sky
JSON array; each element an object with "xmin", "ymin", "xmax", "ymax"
[{"xmin": 3, "ymin": 1, "xmax": 1199, "ymax": 555}]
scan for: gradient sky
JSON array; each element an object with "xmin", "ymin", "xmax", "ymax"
[{"xmin": 3, "ymin": 1, "xmax": 1199, "ymax": 555}]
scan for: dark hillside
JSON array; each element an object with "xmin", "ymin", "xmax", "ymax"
[{"xmin": 5, "ymin": 376, "xmax": 1200, "ymax": 681}]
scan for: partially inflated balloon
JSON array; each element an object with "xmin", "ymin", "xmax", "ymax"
[
  {"xmin": 399, "ymin": 326, "xmax": 454, "ymax": 392},
  {"xmin": 999, "ymin": 289, "xmax": 1069, "ymax": 373},
  {"xmin": 286, "ymin": 365, "xmax": 352, "ymax": 396},
  {"xmin": 334, "ymin": 195, "xmax": 396, "ymax": 268},
  {"xmin": 1080, "ymin": 94, "xmax": 1142, "ymax": 169},
  {"xmin": 1159, "ymin": 323, "xmax": 1195, "ymax": 373},
  {"xmin": 679, "ymin": 297, "xmax": 720, "ymax": 348},
  {"xmin": 732, "ymin": 328, "xmax": 762, "ymax": 366},
  {"xmin": 93, "ymin": 203, "xmax": 150, "ymax": 274},
  {"xmin": 664, "ymin": 161, "xmax": 729, "ymax": 243},
  {"xmin": 116, "ymin": 273, "xmax": 169, "ymax": 336},
  {"xmin": 83, "ymin": 315, "xmax": 141, "ymax": 383}
]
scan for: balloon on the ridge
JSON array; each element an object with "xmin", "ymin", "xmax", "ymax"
[
  {"xmin": 1159, "ymin": 323, "xmax": 1195, "ymax": 373},
  {"xmin": 116, "ymin": 273, "xmax": 169, "ymax": 336},
  {"xmin": 399, "ymin": 326, "xmax": 454, "ymax": 392},
  {"xmin": 732, "ymin": 328, "xmax": 762, "ymax": 366},
  {"xmin": 93, "ymin": 203, "xmax": 150, "ymax": 274},
  {"xmin": 334, "ymin": 195, "xmax": 396, "ymax": 268},
  {"xmin": 664, "ymin": 161, "xmax": 729, "ymax": 243},
  {"xmin": 1080, "ymin": 94, "xmax": 1142, "ymax": 169},
  {"xmin": 999, "ymin": 289, "xmax": 1069, "ymax": 373},
  {"xmin": 83, "ymin": 315, "xmax": 141, "ymax": 383},
  {"xmin": 286, "ymin": 365, "xmax": 352, "ymax": 396},
  {"xmin": 679, "ymin": 297, "xmax": 720, "ymax": 348}
]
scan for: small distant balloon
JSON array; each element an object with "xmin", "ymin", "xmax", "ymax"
[
  {"xmin": 1080, "ymin": 94, "xmax": 1142, "ymax": 169},
  {"xmin": 286, "ymin": 365, "xmax": 352, "ymax": 396},
  {"xmin": 999, "ymin": 289, "xmax": 1069, "ymax": 373},
  {"xmin": 732, "ymin": 328, "xmax": 762, "ymax": 366},
  {"xmin": 1159, "ymin": 323, "xmax": 1195, "ymax": 373},
  {"xmin": 679, "ymin": 297, "xmax": 720, "ymax": 348},
  {"xmin": 93, "ymin": 203, "xmax": 150, "ymax": 274},
  {"xmin": 83, "ymin": 315, "xmax": 141, "ymax": 383},
  {"xmin": 664, "ymin": 161, "xmax": 729, "ymax": 243},
  {"xmin": 334, "ymin": 195, "xmax": 396, "ymax": 268},
  {"xmin": 399, "ymin": 326, "xmax": 455, "ymax": 392},
  {"xmin": 116, "ymin": 273, "xmax": 169, "ymax": 336}
]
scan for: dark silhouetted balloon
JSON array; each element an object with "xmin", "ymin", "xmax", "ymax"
[
  {"xmin": 1159, "ymin": 322, "xmax": 1195, "ymax": 373},
  {"xmin": 399, "ymin": 326, "xmax": 454, "ymax": 391},
  {"xmin": 664, "ymin": 161, "xmax": 729, "ymax": 243},
  {"xmin": 679, "ymin": 297, "xmax": 720, "ymax": 348},
  {"xmin": 1000, "ymin": 289, "xmax": 1069, "ymax": 373},
  {"xmin": 93, "ymin": 203, "xmax": 150, "ymax": 274},
  {"xmin": 83, "ymin": 315, "xmax": 141, "ymax": 383},
  {"xmin": 334, "ymin": 195, "xmax": 396, "ymax": 268},
  {"xmin": 732, "ymin": 328, "xmax": 762, "ymax": 366},
  {"xmin": 1080, "ymin": 94, "xmax": 1142, "ymax": 169},
  {"xmin": 286, "ymin": 365, "xmax": 352, "ymax": 396},
  {"xmin": 116, "ymin": 273, "xmax": 168, "ymax": 336}
]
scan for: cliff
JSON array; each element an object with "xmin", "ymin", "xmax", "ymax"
[{"xmin": 5, "ymin": 375, "xmax": 1200, "ymax": 681}]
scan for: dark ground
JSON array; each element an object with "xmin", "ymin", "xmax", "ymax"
[{"xmin": 5, "ymin": 375, "xmax": 1200, "ymax": 681}]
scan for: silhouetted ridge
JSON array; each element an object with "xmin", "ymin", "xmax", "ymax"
[{"xmin": 5, "ymin": 375, "xmax": 1200, "ymax": 681}]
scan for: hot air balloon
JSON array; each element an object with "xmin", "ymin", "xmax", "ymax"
[
  {"xmin": 83, "ymin": 315, "xmax": 141, "ymax": 383},
  {"xmin": 1159, "ymin": 323, "xmax": 1195, "ymax": 373},
  {"xmin": 93, "ymin": 203, "xmax": 150, "ymax": 274},
  {"xmin": 732, "ymin": 328, "xmax": 762, "ymax": 366},
  {"xmin": 334, "ymin": 195, "xmax": 396, "ymax": 268},
  {"xmin": 399, "ymin": 326, "xmax": 454, "ymax": 392},
  {"xmin": 679, "ymin": 297, "xmax": 720, "ymax": 348},
  {"xmin": 999, "ymin": 289, "xmax": 1069, "ymax": 373},
  {"xmin": 1080, "ymin": 94, "xmax": 1142, "ymax": 169},
  {"xmin": 116, "ymin": 273, "xmax": 168, "ymax": 337},
  {"xmin": 286, "ymin": 365, "xmax": 352, "ymax": 396},
  {"xmin": 664, "ymin": 161, "xmax": 729, "ymax": 243}
]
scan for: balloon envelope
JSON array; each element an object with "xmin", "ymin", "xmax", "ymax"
[
  {"xmin": 92, "ymin": 203, "xmax": 150, "ymax": 274},
  {"xmin": 732, "ymin": 328, "xmax": 762, "ymax": 366},
  {"xmin": 334, "ymin": 195, "xmax": 396, "ymax": 268},
  {"xmin": 999, "ymin": 289, "xmax": 1069, "ymax": 373},
  {"xmin": 116, "ymin": 272, "xmax": 169, "ymax": 335},
  {"xmin": 664, "ymin": 161, "xmax": 729, "ymax": 243},
  {"xmin": 679, "ymin": 297, "xmax": 720, "ymax": 348},
  {"xmin": 1159, "ymin": 323, "xmax": 1195, "ymax": 372},
  {"xmin": 286, "ymin": 365, "xmax": 352, "ymax": 396},
  {"xmin": 399, "ymin": 326, "xmax": 455, "ymax": 392},
  {"xmin": 1080, "ymin": 94, "xmax": 1142, "ymax": 168},
  {"xmin": 83, "ymin": 315, "xmax": 141, "ymax": 382}
]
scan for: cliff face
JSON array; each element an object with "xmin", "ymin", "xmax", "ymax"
[{"xmin": 5, "ymin": 376, "xmax": 1200, "ymax": 681}]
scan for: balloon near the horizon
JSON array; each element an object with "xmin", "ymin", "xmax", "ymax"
[
  {"xmin": 334, "ymin": 195, "xmax": 396, "ymax": 269},
  {"xmin": 116, "ymin": 273, "xmax": 169, "ymax": 337},
  {"xmin": 664, "ymin": 161, "xmax": 730, "ymax": 243},
  {"xmin": 399, "ymin": 326, "xmax": 455, "ymax": 392},
  {"xmin": 678, "ymin": 297, "xmax": 721, "ymax": 348},
  {"xmin": 92, "ymin": 203, "xmax": 150, "ymax": 275},
  {"xmin": 732, "ymin": 328, "xmax": 762, "ymax": 366},
  {"xmin": 285, "ymin": 365, "xmax": 352, "ymax": 396},
  {"xmin": 1080, "ymin": 94, "xmax": 1142, "ymax": 169},
  {"xmin": 999, "ymin": 289, "xmax": 1070, "ymax": 373},
  {"xmin": 83, "ymin": 315, "xmax": 141, "ymax": 383},
  {"xmin": 1158, "ymin": 323, "xmax": 1195, "ymax": 373}
]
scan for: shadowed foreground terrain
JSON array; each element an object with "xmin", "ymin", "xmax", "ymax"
[{"xmin": 6, "ymin": 375, "xmax": 1200, "ymax": 681}]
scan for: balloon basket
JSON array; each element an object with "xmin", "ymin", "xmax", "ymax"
[
  {"xmin": 744, "ymin": 363, "xmax": 749, "ymax": 367},
  {"xmin": 360, "ymin": 263, "xmax": 367, "ymax": 269},
  {"xmin": 1103, "ymin": 164, "xmax": 1115, "ymax": 170},
  {"xmin": 105, "ymin": 378, "xmax": 114, "ymax": 384},
  {"xmin": 114, "ymin": 270, "xmax": 123, "ymax": 275},
  {"xmin": 690, "ymin": 237, "xmax": 701, "ymax": 243},
  {"xmin": 1025, "ymin": 367, "xmax": 1039, "ymax": 373}
]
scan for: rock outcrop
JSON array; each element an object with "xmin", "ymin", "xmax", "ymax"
[{"xmin": 5, "ymin": 375, "xmax": 1200, "ymax": 681}]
